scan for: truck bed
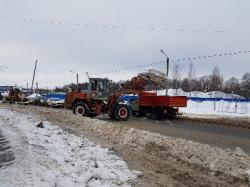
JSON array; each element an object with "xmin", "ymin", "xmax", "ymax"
[{"xmin": 139, "ymin": 92, "xmax": 187, "ymax": 107}]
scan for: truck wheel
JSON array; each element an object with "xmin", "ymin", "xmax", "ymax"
[
  {"xmin": 114, "ymin": 104, "xmax": 130, "ymax": 121},
  {"xmin": 168, "ymin": 108, "xmax": 177, "ymax": 119},
  {"xmin": 151, "ymin": 108, "xmax": 163, "ymax": 120},
  {"xmin": 73, "ymin": 103, "xmax": 87, "ymax": 116}
]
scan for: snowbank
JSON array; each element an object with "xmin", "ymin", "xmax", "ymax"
[
  {"xmin": 180, "ymin": 100, "xmax": 250, "ymax": 117},
  {"xmin": 27, "ymin": 93, "xmax": 42, "ymax": 99},
  {"xmin": 156, "ymin": 89, "xmax": 250, "ymax": 116},
  {"xmin": 157, "ymin": 88, "xmax": 242, "ymax": 99},
  {"xmin": 0, "ymin": 109, "xmax": 138, "ymax": 187},
  {"xmin": 38, "ymin": 109, "xmax": 250, "ymax": 183}
]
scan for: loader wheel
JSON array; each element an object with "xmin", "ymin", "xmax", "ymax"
[
  {"xmin": 108, "ymin": 113, "xmax": 115, "ymax": 119},
  {"xmin": 114, "ymin": 104, "xmax": 130, "ymax": 121},
  {"xmin": 73, "ymin": 103, "xmax": 87, "ymax": 116}
]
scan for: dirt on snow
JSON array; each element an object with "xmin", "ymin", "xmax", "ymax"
[{"xmin": 1, "ymin": 104, "xmax": 250, "ymax": 187}]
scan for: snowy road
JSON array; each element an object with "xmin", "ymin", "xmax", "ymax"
[{"xmin": 0, "ymin": 109, "xmax": 138, "ymax": 187}]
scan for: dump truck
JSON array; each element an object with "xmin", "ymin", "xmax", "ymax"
[{"xmin": 128, "ymin": 91, "xmax": 187, "ymax": 119}]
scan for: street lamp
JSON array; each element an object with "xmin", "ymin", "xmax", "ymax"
[{"xmin": 160, "ymin": 49, "xmax": 169, "ymax": 95}]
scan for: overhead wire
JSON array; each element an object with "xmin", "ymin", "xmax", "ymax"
[
  {"xmin": 1, "ymin": 49, "xmax": 249, "ymax": 88},
  {"xmin": 1, "ymin": 49, "xmax": 250, "ymax": 76},
  {"xmin": 1, "ymin": 15, "xmax": 249, "ymax": 87},
  {"xmin": 0, "ymin": 16, "xmax": 249, "ymax": 33},
  {"xmin": 89, "ymin": 49, "xmax": 250, "ymax": 76}
]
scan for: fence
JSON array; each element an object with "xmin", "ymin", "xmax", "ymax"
[{"xmin": 187, "ymin": 97, "xmax": 250, "ymax": 115}]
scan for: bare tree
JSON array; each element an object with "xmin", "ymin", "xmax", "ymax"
[
  {"xmin": 199, "ymin": 76, "xmax": 210, "ymax": 92},
  {"xmin": 210, "ymin": 65, "xmax": 223, "ymax": 91},
  {"xmin": 172, "ymin": 62, "xmax": 181, "ymax": 95},
  {"xmin": 181, "ymin": 78, "xmax": 189, "ymax": 92},
  {"xmin": 188, "ymin": 62, "xmax": 195, "ymax": 80},
  {"xmin": 185, "ymin": 62, "xmax": 196, "ymax": 92},
  {"xmin": 241, "ymin": 72, "xmax": 250, "ymax": 97},
  {"xmin": 224, "ymin": 77, "xmax": 240, "ymax": 94}
]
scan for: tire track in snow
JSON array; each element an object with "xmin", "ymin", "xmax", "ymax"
[
  {"xmin": 0, "ymin": 115, "xmax": 37, "ymax": 186},
  {"xmin": 0, "ymin": 129, "xmax": 15, "ymax": 168}
]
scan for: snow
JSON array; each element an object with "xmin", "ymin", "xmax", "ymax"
[
  {"xmin": 156, "ymin": 89, "xmax": 250, "ymax": 116},
  {"xmin": 27, "ymin": 93, "xmax": 42, "ymax": 99},
  {"xmin": 246, "ymin": 170, "xmax": 250, "ymax": 183},
  {"xmin": 2, "ymin": 91, "xmax": 10, "ymax": 97},
  {"xmin": 157, "ymin": 88, "xmax": 242, "ymax": 99},
  {"xmin": 180, "ymin": 100, "xmax": 250, "ymax": 116},
  {"xmin": 0, "ymin": 109, "xmax": 138, "ymax": 187}
]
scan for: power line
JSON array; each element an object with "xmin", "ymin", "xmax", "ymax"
[
  {"xmin": 0, "ymin": 16, "xmax": 249, "ymax": 34},
  {"xmin": 89, "ymin": 50, "xmax": 250, "ymax": 75},
  {"xmin": 1, "ymin": 49, "xmax": 250, "ymax": 76},
  {"xmin": 0, "ymin": 65, "xmax": 8, "ymax": 71},
  {"xmin": 0, "ymin": 65, "xmax": 73, "ymax": 75}
]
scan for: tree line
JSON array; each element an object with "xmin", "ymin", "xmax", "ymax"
[
  {"xmin": 54, "ymin": 63, "xmax": 250, "ymax": 98},
  {"xmin": 169, "ymin": 63, "xmax": 250, "ymax": 98}
]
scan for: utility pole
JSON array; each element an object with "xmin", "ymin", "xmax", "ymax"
[
  {"xmin": 160, "ymin": 50, "xmax": 169, "ymax": 95},
  {"xmin": 26, "ymin": 82, "xmax": 29, "ymax": 94},
  {"xmin": 86, "ymin": 72, "xmax": 90, "ymax": 80},
  {"xmin": 31, "ymin": 60, "xmax": 38, "ymax": 93},
  {"xmin": 70, "ymin": 70, "xmax": 79, "ymax": 91}
]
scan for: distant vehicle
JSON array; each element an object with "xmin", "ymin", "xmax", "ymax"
[
  {"xmin": 2, "ymin": 88, "xmax": 22, "ymax": 103},
  {"xmin": 38, "ymin": 96, "xmax": 49, "ymax": 106},
  {"xmin": 47, "ymin": 98, "xmax": 64, "ymax": 107},
  {"xmin": 23, "ymin": 95, "xmax": 47, "ymax": 106}
]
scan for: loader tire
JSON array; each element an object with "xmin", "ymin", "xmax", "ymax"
[
  {"xmin": 114, "ymin": 104, "xmax": 130, "ymax": 121},
  {"xmin": 73, "ymin": 102, "xmax": 87, "ymax": 116}
]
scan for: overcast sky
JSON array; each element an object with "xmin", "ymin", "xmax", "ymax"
[{"xmin": 0, "ymin": 0, "xmax": 250, "ymax": 88}]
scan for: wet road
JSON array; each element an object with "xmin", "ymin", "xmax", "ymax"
[{"xmin": 98, "ymin": 115, "xmax": 250, "ymax": 153}]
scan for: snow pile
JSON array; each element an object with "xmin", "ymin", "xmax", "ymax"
[
  {"xmin": 117, "ymin": 128, "xmax": 250, "ymax": 182},
  {"xmin": 27, "ymin": 93, "xmax": 42, "ymax": 99},
  {"xmin": 3, "ymin": 105, "xmax": 250, "ymax": 185},
  {"xmin": 156, "ymin": 89, "xmax": 250, "ymax": 116},
  {"xmin": 0, "ymin": 109, "xmax": 137, "ymax": 187},
  {"xmin": 51, "ymin": 110, "xmax": 250, "ymax": 182},
  {"xmin": 246, "ymin": 170, "xmax": 250, "ymax": 183},
  {"xmin": 157, "ymin": 88, "xmax": 242, "ymax": 98},
  {"xmin": 180, "ymin": 100, "xmax": 250, "ymax": 116}
]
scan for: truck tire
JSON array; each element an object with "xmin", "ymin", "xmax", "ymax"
[
  {"xmin": 168, "ymin": 108, "xmax": 177, "ymax": 119},
  {"xmin": 114, "ymin": 104, "xmax": 130, "ymax": 121},
  {"xmin": 73, "ymin": 102, "xmax": 87, "ymax": 116},
  {"xmin": 151, "ymin": 108, "xmax": 163, "ymax": 120}
]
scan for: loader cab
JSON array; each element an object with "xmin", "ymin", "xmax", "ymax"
[{"xmin": 88, "ymin": 78, "xmax": 110, "ymax": 100}]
